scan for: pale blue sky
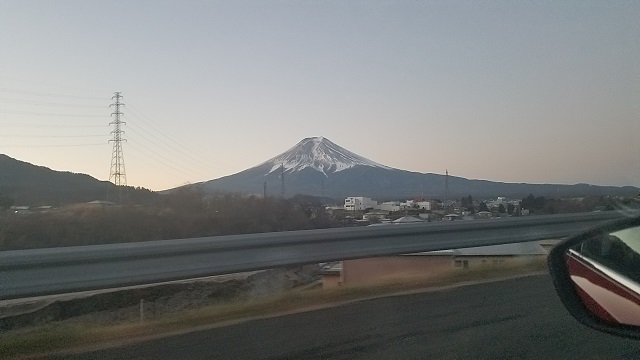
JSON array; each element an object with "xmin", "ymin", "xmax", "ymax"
[{"xmin": 0, "ymin": 1, "xmax": 638, "ymax": 190}]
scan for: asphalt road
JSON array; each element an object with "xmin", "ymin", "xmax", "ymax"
[{"xmin": 55, "ymin": 274, "xmax": 640, "ymax": 360}]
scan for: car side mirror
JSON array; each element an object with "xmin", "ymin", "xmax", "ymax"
[{"xmin": 548, "ymin": 216, "xmax": 640, "ymax": 339}]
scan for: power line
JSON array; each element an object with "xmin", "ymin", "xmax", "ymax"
[
  {"xmin": 0, "ymin": 122, "xmax": 106, "ymax": 128},
  {"xmin": 125, "ymin": 105, "xmax": 212, "ymax": 161},
  {"xmin": 117, "ymin": 107, "xmax": 213, "ymax": 179},
  {"xmin": 0, "ymin": 87, "xmax": 106, "ymax": 100},
  {"xmin": 123, "ymin": 105, "xmax": 234, "ymax": 180},
  {"xmin": 125, "ymin": 138, "xmax": 213, "ymax": 181},
  {"xmin": 0, "ymin": 98, "xmax": 105, "ymax": 108},
  {"xmin": 125, "ymin": 136, "xmax": 213, "ymax": 180},
  {"xmin": 125, "ymin": 145, "xmax": 209, "ymax": 183},
  {"xmin": 0, "ymin": 75, "xmax": 107, "ymax": 94},
  {"xmin": 125, "ymin": 101, "xmax": 235, "ymax": 168},
  {"xmin": 125, "ymin": 121, "xmax": 221, "ymax": 175},
  {"xmin": 0, "ymin": 134, "xmax": 106, "ymax": 138},
  {"xmin": 0, "ymin": 87, "xmax": 232, "ymax": 186},
  {"xmin": 0, "ymin": 143, "xmax": 106, "ymax": 148},
  {"xmin": 0, "ymin": 110, "xmax": 107, "ymax": 117},
  {"xmin": 122, "ymin": 122, "xmax": 216, "ymax": 180}
]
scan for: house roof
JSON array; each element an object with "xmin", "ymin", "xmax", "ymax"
[
  {"xmin": 365, "ymin": 210, "xmax": 389, "ymax": 215},
  {"xmin": 87, "ymin": 200, "xmax": 116, "ymax": 205},
  {"xmin": 407, "ymin": 241, "xmax": 547, "ymax": 256},
  {"xmin": 320, "ymin": 262, "xmax": 343, "ymax": 274},
  {"xmin": 392, "ymin": 216, "xmax": 424, "ymax": 224}
]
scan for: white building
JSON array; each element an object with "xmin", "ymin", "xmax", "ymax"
[
  {"xmin": 375, "ymin": 201, "xmax": 402, "ymax": 212},
  {"xmin": 400, "ymin": 200, "xmax": 415, "ymax": 208},
  {"xmin": 344, "ymin": 196, "xmax": 377, "ymax": 211},
  {"xmin": 486, "ymin": 196, "xmax": 509, "ymax": 210},
  {"xmin": 416, "ymin": 201, "xmax": 434, "ymax": 211},
  {"xmin": 443, "ymin": 213, "xmax": 462, "ymax": 221}
]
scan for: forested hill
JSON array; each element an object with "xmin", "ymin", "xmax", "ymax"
[{"xmin": 0, "ymin": 154, "xmax": 157, "ymax": 206}]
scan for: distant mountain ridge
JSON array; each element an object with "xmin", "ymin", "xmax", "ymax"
[
  {"xmin": 2, "ymin": 137, "xmax": 637, "ymax": 206},
  {"xmin": 0, "ymin": 154, "xmax": 156, "ymax": 206},
  {"xmin": 194, "ymin": 137, "xmax": 638, "ymax": 200}
]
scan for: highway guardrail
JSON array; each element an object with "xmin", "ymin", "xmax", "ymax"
[{"xmin": 0, "ymin": 211, "xmax": 626, "ymax": 299}]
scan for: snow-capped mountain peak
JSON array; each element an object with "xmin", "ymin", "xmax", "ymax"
[{"xmin": 259, "ymin": 137, "xmax": 390, "ymax": 176}]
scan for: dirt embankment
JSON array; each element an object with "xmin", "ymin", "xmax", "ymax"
[{"xmin": 0, "ymin": 266, "xmax": 320, "ymax": 331}]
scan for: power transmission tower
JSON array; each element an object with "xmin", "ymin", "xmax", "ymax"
[{"xmin": 109, "ymin": 92, "xmax": 127, "ymax": 203}]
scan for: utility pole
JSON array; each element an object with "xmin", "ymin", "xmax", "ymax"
[
  {"xmin": 108, "ymin": 92, "xmax": 127, "ymax": 203},
  {"xmin": 280, "ymin": 163, "xmax": 285, "ymax": 198},
  {"xmin": 262, "ymin": 181, "xmax": 268, "ymax": 220},
  {"xmin": 444, "ymin": 169, "xmax": 449, "ymax": 210}
]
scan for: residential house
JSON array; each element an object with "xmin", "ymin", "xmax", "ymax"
[{"xmin": 362, "ymin": 211, "xmax": 389, "ymax": 222}]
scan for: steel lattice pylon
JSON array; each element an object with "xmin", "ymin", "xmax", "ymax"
[{"xmin": 109, "ymin": 92, "xmax": 127, "ymax": 200}]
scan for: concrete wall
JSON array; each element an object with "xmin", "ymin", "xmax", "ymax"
[
  {"xmin": 322, "ymin": 273, "xmax": 342, "ymax": 288},
  {"xmin": 338, "ymin": 255, "xmax": 545, "ymax": 286}
]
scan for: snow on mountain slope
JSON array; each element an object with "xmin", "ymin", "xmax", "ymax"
[{"xmin": 256, "ymin": 137, "xmax": 391, "ymax": 176}]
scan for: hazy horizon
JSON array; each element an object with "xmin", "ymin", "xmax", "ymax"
[
  {"xmin": 2, "ymin": 138, "xmax": 638, "ymax": 193},
  {"xmin": 1, "ymin": 1, "xmax": 638, "ymax": 190}
]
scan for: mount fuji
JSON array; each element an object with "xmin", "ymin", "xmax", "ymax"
[
  {"xmin": 259, "ymin": 136, "xmax": 390, "ymax": 176},
  {"xmin": 193, "ymin": 137, "xmax": 637, "ymax": 200}
]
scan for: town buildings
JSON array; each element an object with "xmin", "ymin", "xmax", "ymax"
[{"xmin": 344, "ymin": 196, "xmax": 377, "ymax": 211}]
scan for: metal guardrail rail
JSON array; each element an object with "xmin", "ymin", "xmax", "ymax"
[{"xmin": 0, "ymin": 211, "xmax": 625, "ymax": 299}]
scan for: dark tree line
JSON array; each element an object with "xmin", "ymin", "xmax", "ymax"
[
  {"xmin": 521, "ymin": 194, "xmax": 548, "ymax": 212},
  {"xmin": 520, "ymin": 194, "xmax": 630, "ymax": 215},
  {"xmin": 0, "ymin": 189, "xmax": 340, "ymax": 251},
  {"xmin": 0, "ymin": 193, "xmax": 13, "ymax": 210},
  {"xmin": 460, "ymin": 195, "xmax": 475, "ymax": 213}
]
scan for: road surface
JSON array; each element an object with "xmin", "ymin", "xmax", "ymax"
[{"xmin": 55, "ymin": 274, "xmax": 640, "ymax": 359}]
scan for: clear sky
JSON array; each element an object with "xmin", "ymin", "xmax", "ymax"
[{"xmin": 1, "ymin": 1, "xmax": 638, "ymax": 191}]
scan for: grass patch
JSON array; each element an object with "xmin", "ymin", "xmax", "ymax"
[
  {"xmin": 0, "ymin": 324, "xmax": 85, "ymax": 359},
  {"xmin": 0, "ymin": 258, "xmax": 548, "ymax": 359}
]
